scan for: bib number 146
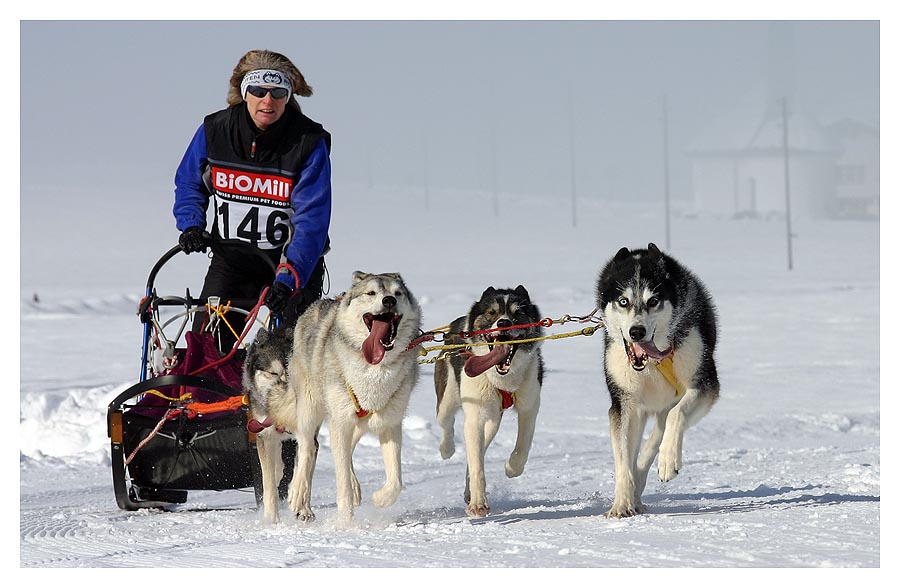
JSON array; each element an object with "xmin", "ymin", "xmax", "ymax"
[{"xmin": 217, "ymin": 201, "xmax": 290, "ymax": 248}]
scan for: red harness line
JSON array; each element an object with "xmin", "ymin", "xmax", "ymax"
[{"xmin": 404, "ymin": 318, "xmax": 553, "ymax": 351}]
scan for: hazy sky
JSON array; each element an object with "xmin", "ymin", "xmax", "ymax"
[
  {"xmin": 20, "ymin": 20, "xmax": 877, "ymax": 201},
  {"xmin": 18, "ymin": 19, "xmax": 879, "ymax": 292}
]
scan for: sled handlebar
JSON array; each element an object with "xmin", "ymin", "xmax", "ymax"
[
  {"xmin": 145, "ymin": 238, "xmax": 279, "ymax": 291},
  {"xmin": 150, "ymin": 295, "xmax": 266, "ymax": 310}
]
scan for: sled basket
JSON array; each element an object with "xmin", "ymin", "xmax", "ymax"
[
  {"xmin": 106, "ymin": 240, "xmax": 273, "ymax": 511},
  {"xmin": 122, "ymin": 408, "xmax": 254, "ymax": 491}
]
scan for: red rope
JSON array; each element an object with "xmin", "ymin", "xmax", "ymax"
[
  {"xmin": 461, "ymin": 318, "xmax": 554, "ymax": 339},
  {"xmin": 405, "ymin": 332, "xmax": 436, "ymax": 351},
  {"xmin": 276, "ymin": 262, "xmax": 301, "ymax": 290}
]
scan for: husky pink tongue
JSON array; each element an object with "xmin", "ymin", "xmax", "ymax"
[
  {"xmin": 464, "ymin": 344, "xmax": 509, "ymax": 377},
  {"xmin": 363, "ymin": 319, "xmax": 392, "ymax": 365},
  {"xmin": 634, "ymin": 341, "xmax": 671, "ymax": 360},
  {"xmin": 247, "ymin": 415, "xmax": 273, "ymax": 434}
]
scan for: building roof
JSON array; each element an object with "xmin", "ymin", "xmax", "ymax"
[
  {"xmin": 688, "ymin": 86, "xmax": 838, "ymax": 157},
  {"xmin": 824, "ymin": 118, "xmax": 880, "ymax": 141}
]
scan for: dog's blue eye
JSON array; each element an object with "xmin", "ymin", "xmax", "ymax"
[{"xmin": 617, "ymin": 297, "xmax": 629, "ymax": 307}]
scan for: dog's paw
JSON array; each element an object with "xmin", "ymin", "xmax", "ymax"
[
  {"xmin": 657, "ymin": 443, "xmax": 682, "ymax": 482},
  {"xmin": 466, "ymin": 501, "xmax": 490, "ymax": 518},
  {"xmin": 295, "ymin": 507, "xmax": 315, "ymax": 523},
  {"xmin": 505, "ymin": 455, "xmax": 526, "ymax": 478},
  {"xmin": 372, "ymin": 482, "xmax": 402, "ymax": 509},
  {"xmin": 440, "ymin": 438, "xmax": 456, "ymax": 460},
  {"xmin": 604, "ymin": 499, "xmax": 643, "ymax": 519}
]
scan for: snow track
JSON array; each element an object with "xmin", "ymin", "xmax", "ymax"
[{"xmin": 20, "ymin": 211, "xmax": 881, "ymax": 567}]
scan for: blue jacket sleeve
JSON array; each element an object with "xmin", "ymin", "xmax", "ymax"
[
  {"xmin": 173, "ymin": 125, "xmax": 210, "ymax": 232},
  {"xmin": 275, "ymin": 137, "xmax": 332, "ymax": 289}
]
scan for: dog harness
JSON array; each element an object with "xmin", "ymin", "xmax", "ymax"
[
  {"xmin": 655, "ymin": 355, "xmax": 686, "ymax": 397},
  {"xmin": 346, "ymin": 383, "xmax": 372, "ymax": 419}
]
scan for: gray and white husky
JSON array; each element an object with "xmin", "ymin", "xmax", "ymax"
[
  {"xmin": 243, "ymin": 326, "xmax": 296, "ymax": 523},
  {"xmin": 596, "ymin": 243, "xmax": 719, "ymax": 518},
  {"xmin": 284, "ymin": 271, "xmax": 422, "ymax": 523},
  {"xmin": 435, "ymin": 285, "xmax": 545, "ymax": 517}
]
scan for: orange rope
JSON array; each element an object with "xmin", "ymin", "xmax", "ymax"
[{"xmin": 180, "ymin": 394, "xmax": 249, "ymax": 419}]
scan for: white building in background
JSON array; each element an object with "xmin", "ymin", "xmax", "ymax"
[
  {"xmin": 687, "ymin": 103, "xmax": 879, "ymax": 220},
  {"xmin": 687, "ymin": 102, "xmax": 837, "ymax": 219},
  {"xmin": 825, "ymin": 119, "xmax": 880, "ymax": 219},
  {"xmin": 686, "ymin": 22, "xmax": 879, "ymax": 220}
]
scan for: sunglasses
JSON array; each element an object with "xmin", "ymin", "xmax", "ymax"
[{"xmin": 246, "ymin": 85, "xmax": 290, "ymax": 99}]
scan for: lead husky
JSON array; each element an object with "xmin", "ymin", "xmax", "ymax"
[
  {"xmin": 435, "ymin": 285, "xmax": 545, "ymax": 517},
  {"xmin": 286, "ymin": 271, "xmax": 421, "ymax": 522},
  {"xmin": 596, "ymin": 243, "xmax": 719, "ymax": 518}
]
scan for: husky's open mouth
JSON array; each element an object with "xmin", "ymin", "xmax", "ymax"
[
  {"xmin": 623, "ymin": 338, "xmax": 672, "ymax": 371},
  {"xmin": 464, "ymin": 330, "xmax": 526, "ymax": 377},
  {"xmin": 362, "ymin": 312, "xmax": 402, "ymax": 365}
]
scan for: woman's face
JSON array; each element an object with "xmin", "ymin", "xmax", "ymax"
[{"xmin": 245, "ymin": 86, "xmax": 288, "ymax": 130}]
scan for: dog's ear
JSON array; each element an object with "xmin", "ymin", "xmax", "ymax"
[
  {"xmin": 254, "ymin": 328, "xmax": 271, "ymax": 344},
  {"xmin": 514, "ymin": 285, "xmax": 530, "ymax": 300},
  {"xmin": 613, "ymin": 247, "xmax": 631, "ymax": 262},
  {"xmin": 352, "ymin": 271, "xmax": 370, "ymax": 285},
  {"xmin": 480, "ymin": 286, "xmax": 497, "ymax": 300},
  {"xmin": 382, "ymin": 272, "xmax": 402, "ymax": 280},
  {"xmin": 648, "ymin": 242, "xmax": 662, "ymax": 257}
]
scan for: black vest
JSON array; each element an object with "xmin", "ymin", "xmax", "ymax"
[{"xmin": 201, "ymin": 105, "xmax": 330, "ymax": 250}]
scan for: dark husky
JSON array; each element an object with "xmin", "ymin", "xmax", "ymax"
[
  {"xmin": 596, "ymin": 243, "xmax": 719, "ymax": 518},
  {"xmin": 242, "ymin": 326, "xmax": 297, "ymax": 523}
]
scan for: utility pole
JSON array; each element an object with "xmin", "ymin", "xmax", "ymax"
[
  {"xmin": 366, "ymin": 141, "xmax": 373, "ymax": 190},
  {"xmin": 662, "ymin": 94, "xmax": 671, "ymax": 250},
  {"xmin": 489, "ymin": 117, "xmax": 499, "ymax": 217},
  {"xmin": 781, "ymin": 96, "xmax": 794, "ymax": 271},
  {"xmin": 423, "ymin": 129, "xmax": 430, "ymax": 211},
  {"xmin": 568, "ymin": 84, "xmax": 577, "ymax": 228}
]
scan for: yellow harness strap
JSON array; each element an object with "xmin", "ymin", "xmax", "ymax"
[
  {"xmin": 347, "ymin": 383, "xmax": 372, "ymax": 419},
  {"xmin": 655, "ymin": 356, "xmax": 686, "ymax": 397}
]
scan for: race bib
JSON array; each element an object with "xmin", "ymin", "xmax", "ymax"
[{"xmin": 210, "ymin": 166, "xmax": 293, "ymax": 249}]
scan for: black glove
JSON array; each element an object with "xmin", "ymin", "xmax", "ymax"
[
  {"xmin": 178, "ymin": 226, "xmax": 210, "ymax": 253},
  {"xmin": 265, "ymin": 281, "xmax": 294, "ymax": 314}
]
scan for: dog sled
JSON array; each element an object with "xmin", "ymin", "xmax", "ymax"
[{"xmin": 106, "ymin": 239, "xmax": 274, "ymax": 510}]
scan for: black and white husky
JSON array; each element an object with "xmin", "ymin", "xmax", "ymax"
[
  {"xmin": 435, "ymin": 286, "xmax": 545, "ymax": 517},
  {"xmin": 596, "ymin": 243, "xmax": 719, "ymax": 518}
]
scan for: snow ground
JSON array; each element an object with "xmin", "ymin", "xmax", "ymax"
[{"xmin": 18, "ymin": 186, "xmax": 884, "ymax": 572}]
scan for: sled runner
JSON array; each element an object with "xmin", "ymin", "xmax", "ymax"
[{"xmin": 106, "ymin": 240, "xmax": 273, "ymax": 510}]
